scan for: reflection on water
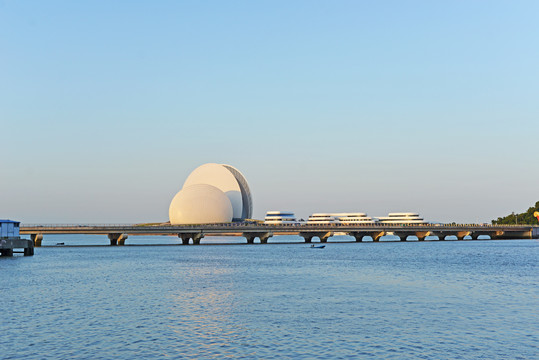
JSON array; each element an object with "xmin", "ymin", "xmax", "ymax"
[{"xmin": 1, "ymin": 238, "xmax": 537, "ymax": 359}]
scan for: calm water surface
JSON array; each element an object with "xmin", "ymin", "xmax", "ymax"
[{"xmin": 1, "ymin": 238, "xmax": 537, "ymax": 359}]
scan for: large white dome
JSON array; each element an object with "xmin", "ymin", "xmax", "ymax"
[
  {"xmin": 183, "ymin": 163, "xmax": 244, "ymax": 220},
  {"xmin": 169, "ymin": 184, "xmax": 233, "ymax": 225}
]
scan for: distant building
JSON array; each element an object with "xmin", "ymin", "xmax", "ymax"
[
  {"xmin": 169, "ymin": 163, "xmax": 253, "ymax": 224},
  {"xmin": 306, "ymin": 213, "xmax": 376, "ymax": 225},
  {"xmin": 376, "ymin": 213, "xmax": 427, "ymax": 224},
  {"xmin": 333, "ymin": 213, "xmax": 376, "ymax": 224},
  {"xmin": 264, "ymin": 211, "xmax": 297, "ymax": 224},
  {"xmin": 0, "ymin": 220, "xmax": 20, "ymax": 238},
  {"xmin": 307, "ymin": 213, "xmax": 339, "ymax": 224}
]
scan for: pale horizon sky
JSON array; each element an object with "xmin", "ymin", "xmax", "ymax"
[{"xmin": 1, "ymin": 0, "xmax": 538, "ymax": 224}]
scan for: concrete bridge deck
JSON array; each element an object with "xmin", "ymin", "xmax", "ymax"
[{"xmin": 20, "ymin": 223, "xmax": 539, "ymax": 246}]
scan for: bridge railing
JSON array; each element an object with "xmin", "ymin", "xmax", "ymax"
[
  {"xmin": 21, "ymin": 224, "xmax": 135, "ymax": 228},
  {"xmin": 20, "ymin": 223, "xmax": 534, "ymax": 229}
]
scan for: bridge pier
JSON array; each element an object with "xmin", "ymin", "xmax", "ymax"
[
  {"xmin": 349, "ymin": 232, "xmax": 384, "ymax": 242},
  {"xmin": 178, "ymin": 233, "xmax": 204, "ymax": 245},
  {"xmin": 300, "ymin": 232, "xmax": 332, "ymax": 243},
  {"xmin": 178, "ymin": 234, "xmax": 190, "ymax": 245},
  {"xmin": 415, "ymin": 231, "xmax": 431, "ymax": 241},
  {"xmin": 244, "ymin": 235, "xmax": 255, "ymax": 244},
  {"xmin": 31, "ymin": 234, "xmax": 43, "ymax": 247},
  {"xmin": 108, "ymin": 233, "xmax": 128, "ymax": 246},
  {"xmin": 192, "ymin": 233, "xmax": 203, "ymax": 245},
  {"xmin": 320, "ymin": 232, "xmax": 332, "ymax": 243},
  {"xmin": 436, "ymin": 232, "xmax": 456, "ymax": 240},
  {"xmin": 1, "ymin": 238, "xmax": 34, "ymax": 256},
  {"xmin": 242, "ymin": 232, "xmax": 272, "ymax": 244},
  {"xmin": 0, "ymin": 247, "xmax": 13, "ymax": 256},
  {"xmin": 259, "ymin": 233, "xmax": 272, "ymax": 244},
  {"xmin": 350, "ymin": 232, "xmax": 366, "ymax": 242},
  {"xmin": 24, "ymin": 244, "xmax": 34, "ymax": 256},
  {"xmin": 395, "ymin": 232, "xmax": 415, "ymax": 241}
]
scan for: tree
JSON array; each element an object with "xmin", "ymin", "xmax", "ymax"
[{"xmin": 492, "ymin": 201, "xmax": 539, "ymax": 225}]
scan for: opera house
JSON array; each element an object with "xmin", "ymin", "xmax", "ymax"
[{"xmin": 169, "ymin": 163, "xmax": 253, "ymax": 225}]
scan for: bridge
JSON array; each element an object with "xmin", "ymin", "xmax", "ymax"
[{"xmin": 20, "ymin": 223, "xmax": 539, "ymax": 246}]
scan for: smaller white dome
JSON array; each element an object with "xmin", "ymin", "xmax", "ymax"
[{"xmin": 169, "ymin": 184, "xmax": 233, "ymax": 225}]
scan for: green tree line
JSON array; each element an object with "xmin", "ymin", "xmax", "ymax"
[{"xmin": 492, "ymin": 201, "xmax": 539, "ymax": 225}]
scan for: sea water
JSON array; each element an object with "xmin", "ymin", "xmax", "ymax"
[{"xmin": 1, "ymin": 238, "xmax": 537, "ymax": 359}]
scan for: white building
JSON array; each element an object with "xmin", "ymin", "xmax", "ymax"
[
  {"xmin": 306, "ymin": 212, "xmax": 377, "ymax": 225},
  {"xmin": 333, "ymin": 213, "xmax": 376, "ymax": 224},
  {"xmin": 307, "ymin": 213, "xmax": 340, "ymax": 224},
  {"xmin": 264, "ymin": 211, "xmax": 298, "ymax": 224},
  {"xmin": 376, "ymin": 212, "xmax": 427, "ymax": 224},
  {"xmin": 169, "ymin": 163, "xmax": 253, "ymax": 225}
]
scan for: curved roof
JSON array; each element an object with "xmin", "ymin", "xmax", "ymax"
[
  {"xmin": 169, "ymin": 184, "xmax": 233, "ymax": 225},
  {"xmin": 222, "ymin": 164, "xmax": 253, "ymax": 219},
  {"xmin": 183, "ymin": 163, "xmax": 244, "ymax": 220}
]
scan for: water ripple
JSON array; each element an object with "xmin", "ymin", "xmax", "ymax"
[{"xmin": 1, "ymin": 239, "xmax": 537, "ymax": 359}]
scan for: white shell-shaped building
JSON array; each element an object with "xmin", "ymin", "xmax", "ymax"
[
  {"xmin": 169, "ymin": 184, "xmax": 233, "ymax": 224},
  {"xmin": 169, "ymin": 163, "xmax": 252, "ymax": 225}
]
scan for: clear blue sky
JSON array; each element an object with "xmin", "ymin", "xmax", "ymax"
[{"xmin": 1, "ymin": 0, "xmax": 538, "ymax": 223}]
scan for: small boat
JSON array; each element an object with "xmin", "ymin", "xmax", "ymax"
[
  {"xmin": 56, "ymin": 242, "xmax": 65, "ymax": 246},
  {"xmin": 310, "ymin": 245, "xmax": 325, "ymax": 249}
]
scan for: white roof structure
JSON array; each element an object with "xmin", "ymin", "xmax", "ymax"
[
  {"xmin": 264, "ymin": 211, "xmax": 297, "ymax": 224},
  {"xmin": 169, "ymin": 163, "xmax": 253, "ymax": 225},
  {"xmin": 169, "ymin": 184, "xmax": 233, "ymax": 224},
  {"xmin": 377, "ymin": 212, "xmax": 427, "ymax": 224}
]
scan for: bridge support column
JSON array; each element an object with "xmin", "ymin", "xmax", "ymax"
[
  {"xmin": 320, "ymin": 232, "xmax": 332, "ymax": 243},
  {"xmin": 108, "ymin": 233, "xmax": 128, "ymax": 246},
  {"xmin": 178, "ymin": 234, "xmax": 191, "ymax": 245},
  {"xmin": 394, "ymin": 232, "xmax": 413, "ymax": 241},
  {"xmin": 371, "ymin": 232, "xmax": 384, "ymax": 242},
  {"xmin": 192, "ymin": 233, "xmax": 204, "ymax": 245},
  {"xmin": 416, "ymin": 231, "xmax": 431, "ymax": 241},
  {"xmin": 396, "ymin": 233, "xmax": 409, "ymax": 241},
  {"xmin": 457, "ymin": 231, "xmax": 470, "ymax": 240},
  {"xmin": 299, "ymin": 233, "xmax": 313, "ymax": 243},
  {"xmin": 300, "ymin": 232, "xmax": 332, "ymax": 243},
  {"xmin": 437, "ymin": 233, "xmax": 455, "ymax": 240},
  {"xmin": 350, "ymin": 232, "xmax": 364, "ymax": 242},
  {"xmin": 178, "ymin": 233, "xmax": 204, "ymax": 245},
  {"xmin": 259, "ymin": 233, "xmax": 272, "ymax": 244},
  {"xmin": 24, "ymin": 243, "xmax": 34, "ymax": 256},
  {"xmin": 243, "ymin": 232, "xmax": 271, "ymax": 244},
  {"xmin": 31, "ymin": 234, "xmax": 43, "ymax": 247}
]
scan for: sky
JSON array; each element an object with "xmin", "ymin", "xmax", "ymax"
[{"xmin": 1, "ymin": 0, "xmax": 538, "ymax": 224}]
